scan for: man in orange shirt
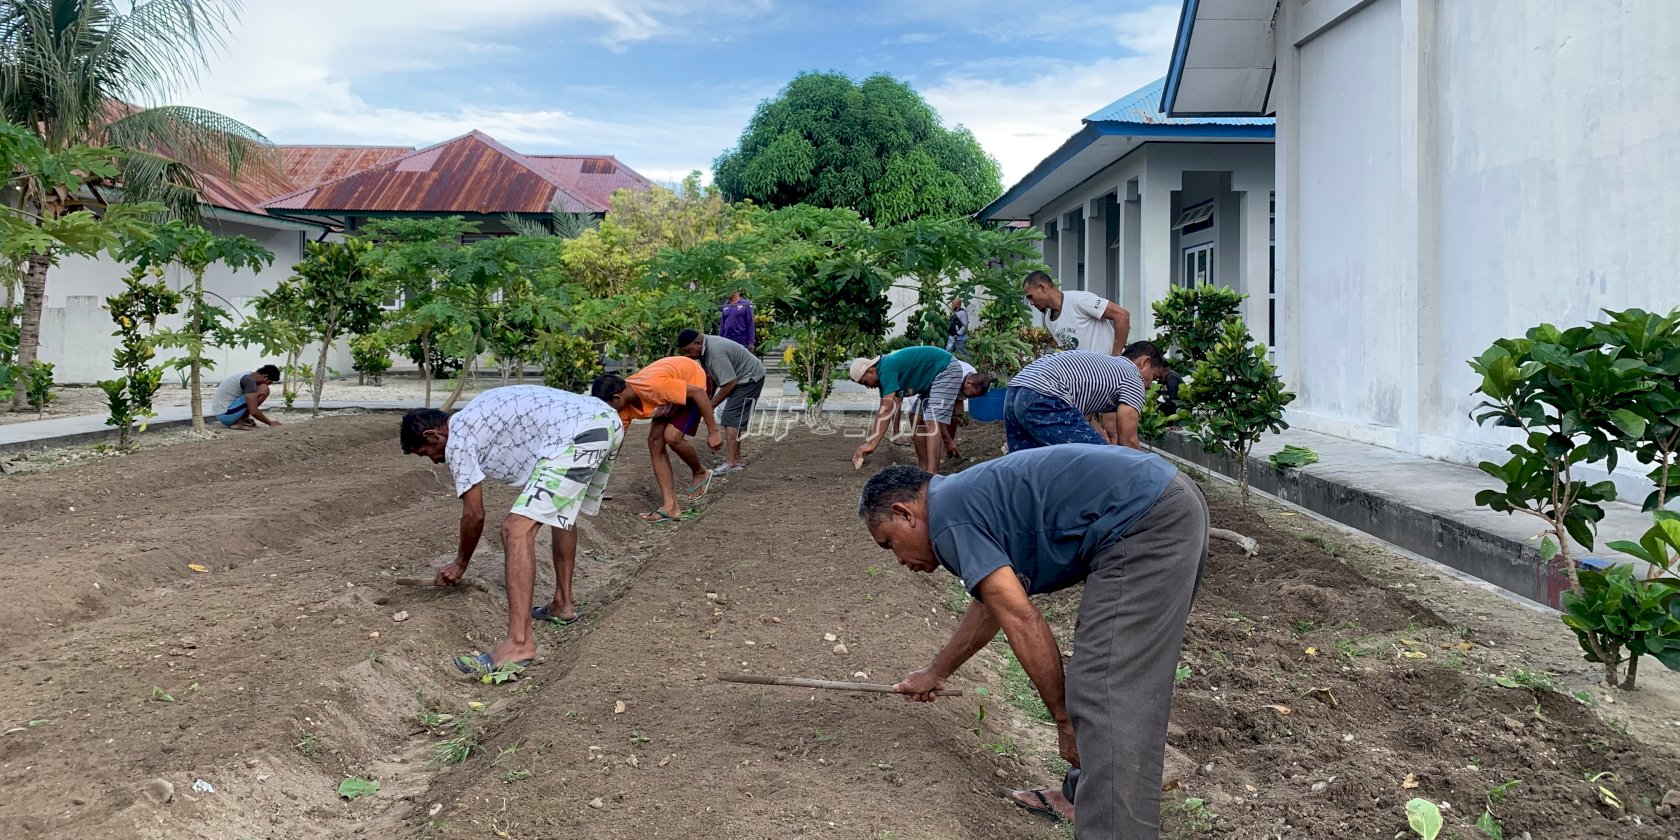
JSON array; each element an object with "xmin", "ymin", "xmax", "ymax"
[{"xmin": 592, "ymin": 356, "xmax": 723, "ymax": 523}]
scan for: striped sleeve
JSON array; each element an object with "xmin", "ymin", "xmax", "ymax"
[{"xmin": 1015, "ymin": 351, "xmax": 1145, "ymax": 415}]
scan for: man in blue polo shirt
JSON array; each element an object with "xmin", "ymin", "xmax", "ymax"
[{"xmin": 858, "ymin": 445, "xmax": 1209, "ymax": 839}]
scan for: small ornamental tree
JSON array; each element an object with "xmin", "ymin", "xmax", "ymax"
[
  {"xmin": 121, "ymin": 221, "xmax": 274, "ymax": 432},
  {"xmin": 100, "ymin": 268, "xmax": 183, "ymax": 449},
  {"xmin": 1468, "ymin": 320, "xmax": 1669, "ymax": 688},
  {"xmin": 350, "ymin": 329, "xmax": 394, "ymax": 386},
  {"xmin": 1181, "ymin": 318, "xmax": 1295, "ymax": 504},
  {"xmin": 289, "ymin": 238, "xmax": 388, "ymax": 414},
  {"xmin": 1152, "ymin": 283, "xmax": 1247, "ymax": 371},
  {"xmin": 243, "ymin": 278, "xmax": 314, "ymax": 408}
]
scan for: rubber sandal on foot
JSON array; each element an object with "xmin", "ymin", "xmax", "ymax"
[
  {"xmin": 531, "ymin": 604, "xmax": 577, "ymax": 625},
  {"xmin": 453, "ymin": 652, "xmax": 532, "ymax": 676}
]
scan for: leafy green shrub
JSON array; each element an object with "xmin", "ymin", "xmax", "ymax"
[
  {"xmin": 538, "ymin": 333, "xmax": 603, "ymax": 394},
  {"xmin": 22, "ymin": 360, "xmax": 53, "ymax": 412},
  {"xmin": 1152, "ymin": 283, "xmax": 1246, "ymax": 370},
  {"xmin": 1181, "ymin": 319, "xmax": 1294, "ymax": 503},
  {"xmin": 1561, "ymin": 559, "xmax": 1680, "ymax": 690},
  {"xmin": 350, "ymin": 331, "xmax": 394, "ymax": 384},
  {"xmin": 99, "ymin": 269, "xmax": 182, "ymax": 449}
]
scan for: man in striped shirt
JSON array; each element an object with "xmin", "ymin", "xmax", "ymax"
[{"xmin": 1005, "ymin": 343, "xmax": 1167, "ymax": 452}]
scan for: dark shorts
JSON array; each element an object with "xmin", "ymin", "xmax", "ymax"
[
  {"xmin": 719, "ymin": 377, "xmax": 764, "ymax": 430},
  {"xmin": 1003, "ymin": 386, "xmax": 1107, "ymax": 452},
  {"xmin": 654, "ymin": 401, "xmax": 703, "ymax": 436}
]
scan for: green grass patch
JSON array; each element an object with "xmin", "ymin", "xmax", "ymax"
[{"xmin": 999, "ymin": 649, "xmax": 1053, "ymax": 723}]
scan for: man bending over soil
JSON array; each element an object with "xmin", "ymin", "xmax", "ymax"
[
  {"xmin": 591, "ymin": 356, "xmax": 722, "ymax": 523},
  {"xmin": 850, "ymin": 346, "xmax": 988, "ymax": 474},
  {"xmin": 211, "ymin": 364, "xmax": 282, "ymax": 429},
  {"xmin": 1005, "ymin": 344, "xmax": 1166, "ymax": 451},
  {"xmin": 401, "ymin": 385, "xmax": 624, "ymax": 674},
  {"xmin": 677, "ymin": 328, "xmax": 766, "ymax": 473},
  {"xmin": 860, "ymin": 446, "xmax": 1209, "ymax": 838}
]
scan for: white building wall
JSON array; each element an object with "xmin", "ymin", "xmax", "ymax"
[
  {"xmin": 37, "ymin": 215, "xmax": 353, "ymax": 384},
  {"xmin": 1274, "ymin": 0, "xmax": 1680, "ymax": 498}
]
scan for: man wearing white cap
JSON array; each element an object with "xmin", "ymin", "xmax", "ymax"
[{"xmin": 850, "ymin": 346, "xmax": 989, "ymax": 474}]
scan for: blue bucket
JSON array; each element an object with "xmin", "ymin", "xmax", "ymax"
[{"xmin": 967, "ymin": 386, "xmax": 1006, "ymax": 423}]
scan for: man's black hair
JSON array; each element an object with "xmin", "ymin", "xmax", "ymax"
[
  {"xmin": 400, "ymin": 408, "xmax": 448, "ymax": 454},
  {"xmin": 591, "ymin": 373, "xmax": 628, "ymax": 403},
  {"xmin": 1122, "ymin": 340, "xmax": 1166, "ymax": 369},
  {"xmin": 676, "ymin": 328, "xmax": 702, "ymax": 348},
  {"xmin": 1024, "ymin": 270, "xmax": 1055, "ymax": 287},
  {"xmin": 857, "ymin": 464, "xmax": 932, "ymax": 525},
  {"xmin": 256, "ymin": 363, "xmax": 282, "ymax": 382},
  {"xmin": 965, "ymin": 371, "xmax": 992, "ymax": 393}
]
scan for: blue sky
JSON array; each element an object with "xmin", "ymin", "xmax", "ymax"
[{"xmin": 186, "ymin": 0, "xmax": 1183, "ymax": 187}]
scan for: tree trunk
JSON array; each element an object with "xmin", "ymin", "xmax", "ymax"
[
  {"xmin": 189, "ymin": 274, "xmax": 205, "ymax": 433},
  {"xmin": 439, "ymin": 338, "xmax": 477, "ymax": 411},
  {"xmin": 421, "ymin": 333, "xmax": 434, "ymax": 408},
  {"xmin": 312, "ymin": 325, "xmax": 335, "ymax": 417},
  {"xmin": 11, "ymin": 252, "xmax": 50, "ymax": 411},
  {"xmin": 1621, "ymin": 653, "xmax": 1639, "ymax": 690}
]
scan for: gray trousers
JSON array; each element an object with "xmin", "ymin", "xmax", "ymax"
[{"xmin": 1061, "ymin": 471, "xmax": 1208, "ymax": 839}]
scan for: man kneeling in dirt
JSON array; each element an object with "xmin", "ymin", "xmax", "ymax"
[
  {"xmin": 401, "ymin": 385, "xmax": 624, "ymax": 674},
  {"xmin": 859, "ymin": 446, "xmax": 1209, "ymax": 838},
  {"xmin": 211, "ymin": 364, "xmax": 282, "ymax": 429}
]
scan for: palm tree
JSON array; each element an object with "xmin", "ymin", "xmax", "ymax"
[
  {"xmin": 0, "ymin": 0, "xmax": 277, "ymax": 410},
  {"xmin": 501, "ymin": 201, "xmax": 602, "ymax": 240}
]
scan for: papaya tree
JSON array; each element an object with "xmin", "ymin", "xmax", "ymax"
[
  {"xmin": 242, "ymin": 278, "xmax": 313, "ymax": 408},
  {"xmin": 119, "ymin": 221, "xmax": 273, "ymax": 432},
  {"xmin": 363, "ymin": 217, "xmax": 477, "ymax": 408}
]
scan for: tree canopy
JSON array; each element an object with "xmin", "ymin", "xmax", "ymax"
[{"xmin": 713, "ymin": 72, "xmax": 1002, "ymax": 225}]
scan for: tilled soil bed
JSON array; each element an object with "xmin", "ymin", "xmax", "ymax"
[{"xmin": 0, "ymin": 413, "xmax": 1676, "ymax": 839}]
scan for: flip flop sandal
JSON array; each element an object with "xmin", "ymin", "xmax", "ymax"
[
  {"xmin": 453, "ymin": 652, "xmax": 532, "ymax": 676},
  {"xmin": 531, "ymin": 604, "xmax": 577, "ymax": 625},
  {"xmin": 640, "ymin": 510, "xmax": 679, "ymax": 524},
  {"xmin": 1009, "ymin": 789, "xmax": 1067, "ymax": 823},
  {"xmin": 680, "ymin": 473, "xmax": 714, "ymax": 502}
]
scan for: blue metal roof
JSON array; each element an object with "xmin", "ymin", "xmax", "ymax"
[{"xmin": 1085, "ymin": 77, "xmax": 1273, "ymax": 127}]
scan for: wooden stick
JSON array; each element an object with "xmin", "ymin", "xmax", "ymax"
[
  {"xmin": 719, "ymin": 674, "xmax": 963, "ymax": 696},
  {"xmin": 394, "ymin": 577, "xmax": 439, "ymax": 587}
]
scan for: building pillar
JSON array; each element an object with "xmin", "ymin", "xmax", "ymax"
[
  {"xmin": 1138, "ymin": 165, "xmax": 1178, "ymax": 339},
  {"xmin": 1121, "ymin": 180, "xmax": 1142, "ymax": 329},
  {"xmin": 1084, "ymin": 196, "xmax": 1110, "ymax": 304},
  {"xmin": 1059, "ymin": 210, "xmax": 1084, "ymax": 290}
]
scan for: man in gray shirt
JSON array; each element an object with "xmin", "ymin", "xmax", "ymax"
[
  {"xmin": 210, "ymin": 364, "xmax": 282, "ymax": 429},
  {"xmin": 678, "ymin": 329, "xmax": 766, "ymax": 473},
  {"xmin": 859, "ymin": 446, "xmax": 1209, "ymax": 838}
]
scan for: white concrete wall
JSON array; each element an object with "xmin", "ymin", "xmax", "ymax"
[
  {"xmin": 37, "ymin": 215, "xmax": 352, "ymax": 384},
  {"xmin": 1273, "ymin": 0, "xmax": 1680, "ymax": 500}
]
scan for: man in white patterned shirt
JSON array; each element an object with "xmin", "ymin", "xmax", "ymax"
[
  {"xmin": 1005, "ymin": 343, "xmax": 1167, "ymax": 452},
  {"xmin": 401, "ymin": 386, "xmax": 624, "ymax": 674}
]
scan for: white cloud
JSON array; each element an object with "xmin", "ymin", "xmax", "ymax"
[
  {"xmin": 179, "ymin": 0, "xmax": 770, "ymax": 178},
  {"xmin": 925, "ymin": 3, "xmax": 1180, "ymax": 185}
]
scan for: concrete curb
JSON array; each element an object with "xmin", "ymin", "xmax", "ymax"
[{"xmin": 1152, "ymin": 432, "xmax": 1568, "ymax": 608}]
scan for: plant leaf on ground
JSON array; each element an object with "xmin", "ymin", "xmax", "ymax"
[
  {"xmin": 1270, "ymin": 445, "xmax": 1320, "ymax": 469},
  {"xmin": 337, "ymin": 777, "xmax": 379, "ymax": 800}
]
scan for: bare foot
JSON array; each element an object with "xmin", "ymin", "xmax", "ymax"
[
  {"xmin": 488, "ymin": 638, "xmax": 537, "ymax": 667},
  {"xmin": 1010, "ymin": 789, "xmax": 1074, "ymax": 822}
]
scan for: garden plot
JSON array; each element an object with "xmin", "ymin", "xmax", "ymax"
[{"xmin": 0, "ymin": 416, "xmax": 1676, "ymax": 839}]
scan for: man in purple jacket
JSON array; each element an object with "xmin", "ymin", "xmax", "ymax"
[{"xmin": 720, "ymin": 290, "xmax": 756, "ymax": 351}]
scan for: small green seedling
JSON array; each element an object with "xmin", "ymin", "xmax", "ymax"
[
  {"xmin": 1486, "ymin": 779, "xmax": 1522, "ymax": 805},
  {"xmin": 1476, "ymin": 808, "xmax": 1504, "ymax": 840},
  {"xmin": 1586, "ymin": 772, "xmax": 1622, "ymax": 809},
  {"xmin": 337, "ymin": 776, "xmax": 379, "ymax": 800},
  {"xmin": 150, "ymin": 686, "xmax": 174, "ymax": 703},
  {"xmin": 365, "ymin": 650, "xmax": 385, "ymax": 665},
  {"xmin": 493, "ymin": 745, "xmax": 519, "ymax": 766},
  {"xmin": 866, "ymin": 565, "xmax": 881, "ymax": 577},
  {"xmin": 296, "ymin": 731, "xmax": 322, "ymax": 759},
  {"xmin": 630, "ymin": 731, "xmax": 650, "ymax": 748},
  {"xmin": 480, "ymin": 662, "xmax": 525, "ymax": 685},
  {"xmin": 1175, "ymin": 664, "xmax": 1192, "ymax": 685},
  {"xmin": 502, "ymin": 769, "xmax": 533, "ymax": 784},
  {"xmin": 1166, "ymin": 797, "xmax": 1217, "ymax": 832},
  {"xmin": 1293, "ymin": 619, "xmax": 1319, "ymax": 635},
  {"xmin": 1405, "ymin": 798, "xmax": 1443, "ymax": 840}
]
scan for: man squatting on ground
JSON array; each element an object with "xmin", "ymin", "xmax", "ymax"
[
  {"xmin": 211, "ymin": 364, "xmax": 282, "ymax": 429},
  {"xmin": 1005, "ymin": 342, "xmax": 1168, "ymax": 451},
  {"xmin": 400, "ymin": 385, "xmax": 625, "ymax": 673},
  {"xmin": 677, "ymin": 328, "xmax": 766, "ymax": 473},
  {"xmin": 590, "ymin": 355, "xmax": 723, "ymax": 523},
  {"xmin": 860, "ymin": 445, "xmax": 1209, "ymax": 839},
  {"xmin": 850, "ymin": 345, "xmax": 989, "ymax": 474}
]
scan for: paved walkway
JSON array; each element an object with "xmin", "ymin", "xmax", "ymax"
[{"xmin": 1158, "ymin": 426, "xmax": 1663, "ymax": 608}]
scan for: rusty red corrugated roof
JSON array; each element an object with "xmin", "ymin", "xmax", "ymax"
[
  {"xmin": 279, "ymin": 145, "xmax": 414, "ymax": 191},
  {"xmin": 261, "ymin": 131, "xmax": 621, "ymax": 215},
  {"xmin": 524, "ymin": 155, "xmax": 655, "ymax": 212}
]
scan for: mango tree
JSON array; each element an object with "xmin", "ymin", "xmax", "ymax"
[
  {"xmin": 119, "ymin": 221, "xmax": 273, "ymax": 432},
  {"xmin": 289, "ymin": 238, "xmax": 388, "ymax": 414}
]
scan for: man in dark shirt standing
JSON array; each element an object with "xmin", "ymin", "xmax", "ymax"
[{"xmin": 859, "ymin": 446, "xmax": 1209, "ymax": 838}]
